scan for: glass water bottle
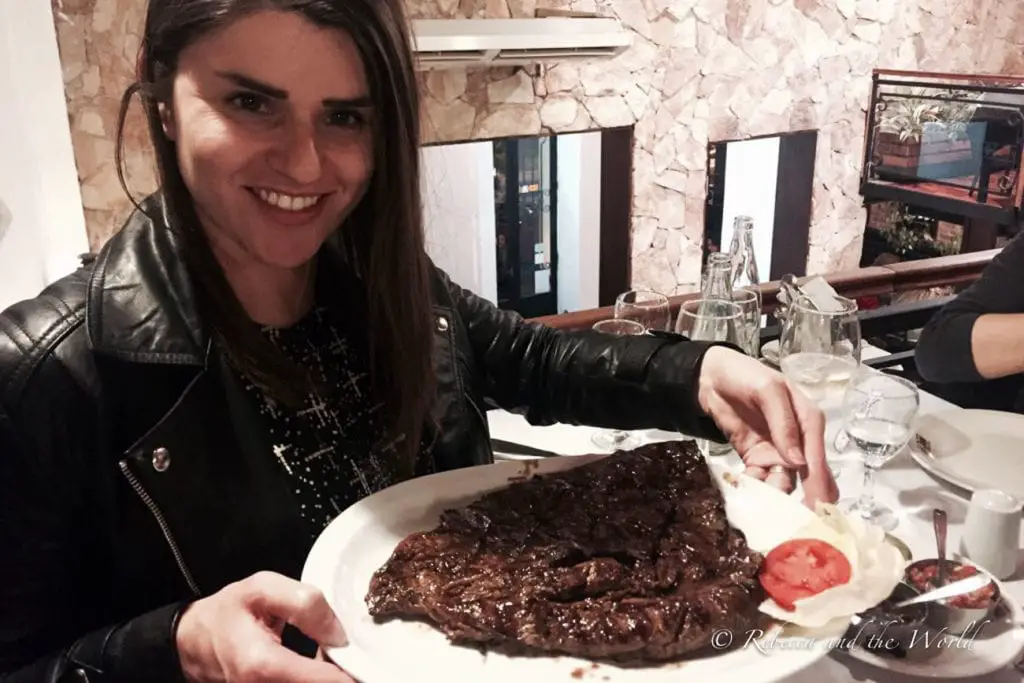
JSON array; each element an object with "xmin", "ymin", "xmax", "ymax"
[{"xmin": 728, "ymin": 215, "xmax": 763, "ymax": 353}]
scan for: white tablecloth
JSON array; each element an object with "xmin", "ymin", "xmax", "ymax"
[{"xmin": 486, "ymin": 386, "xmax": 1024, "ymax": 682}]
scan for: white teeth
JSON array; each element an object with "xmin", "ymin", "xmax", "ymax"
[{"xmin": 255, "ymin": 188, "xmax": 322, "ymax": 211}]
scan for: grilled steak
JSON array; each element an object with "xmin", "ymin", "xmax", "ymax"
[{"xmin": 365, "ymin": 440, "xmax": 767, "ymax": 662}]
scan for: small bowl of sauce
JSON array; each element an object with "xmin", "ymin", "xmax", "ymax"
[{"xmin": 905, "ymin": 558, "xmax": 1000, "ymax": 632}]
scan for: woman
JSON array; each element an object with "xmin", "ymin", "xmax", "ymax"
[{"xmin": 0, "ymin": 1, "xmax": 837, "ymax": 681}]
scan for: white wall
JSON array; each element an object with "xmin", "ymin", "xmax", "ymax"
[
  {"xmin": 556, "ymin": 131, "xmax": 601, "ymax": 313},
  {"xmin": 719, "ymin": 136, "xmax": 780, "ymax": 283},
  {"xmin": 420, "ymin": 141, "xmax": 498, "ymax": 303},
  {"xmin": 0, "ymin": 3, "xmax": 88, "ymax": 312}
]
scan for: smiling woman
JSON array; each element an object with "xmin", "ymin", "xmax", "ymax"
[{"xmin": 0, "ymin": 1, "xmax": 836, "ymax": 681}]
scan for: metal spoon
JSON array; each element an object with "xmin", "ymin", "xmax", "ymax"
[
  {"xmin": 891, "ymin": 574, "xmax": 991, "ymax": 609},
  {"xmin": 933, "ymin": 508, "xmax": 948, "ymax": 587}
]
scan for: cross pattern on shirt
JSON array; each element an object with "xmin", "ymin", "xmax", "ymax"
[{"xmin": 241, "ymin": 304, "xmax": 411, "ymax": 538}]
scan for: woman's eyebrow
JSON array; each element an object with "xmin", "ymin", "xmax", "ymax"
[{"xmin": 215, "ymin": 70, "xmax": 372, "ymax": 107}]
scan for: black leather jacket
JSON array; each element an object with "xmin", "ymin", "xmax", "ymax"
[{"xmin": 0, "ymin": 198, "xmax": 724, "ymax": 682}]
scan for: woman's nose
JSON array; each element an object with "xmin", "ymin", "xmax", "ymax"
[{"xmin": 270, "ymin": 123, "xmax": 323, "ymax": 184}]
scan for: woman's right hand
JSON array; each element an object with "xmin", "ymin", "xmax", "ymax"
[{"xmin": 175, "ymin": 571, "xmax": 354, "ymax": 682}]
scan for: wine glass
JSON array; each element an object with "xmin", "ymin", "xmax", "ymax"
[
  {"xmin": 615, "ymin": 289, "xmax": 671, "ymax": 332},
  {"xmin": 675, "ymin": 298, "xmax": 745, "ymax": 457},
  {"xmin": 837, "ymin": 370, "xmax": 920, "ymax": 531},
  {"xmin": 778, "ymin": 295, "xmax": 861, "ymax": 475},
  {"xmin": 590, "ymin": 318, "xmax": 646, "ymax": 450}
]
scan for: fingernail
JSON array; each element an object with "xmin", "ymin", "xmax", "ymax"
[
  {"xmin": 331, "ymin": 620, "xmax": 349, "ymax": 647},
  {"xmin": 788, "ymin": 448, "xmax": 806, "ymax": 466}
]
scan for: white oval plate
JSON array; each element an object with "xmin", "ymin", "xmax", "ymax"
[
  {"xmin": 839, "ymin": 556, "xmax": 1024, "ymax": 678},
  {"xmin": 301, "ymin": 455, "xmax": 847, "ymax": 683},
  {"xmin": 912, "ymin": 409, "xmax": 1024, "ymax": 501}
]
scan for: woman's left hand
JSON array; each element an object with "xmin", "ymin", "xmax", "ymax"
[{"xmin": 696, "ymin": 346, "xmax": 839, "ymax": 508}]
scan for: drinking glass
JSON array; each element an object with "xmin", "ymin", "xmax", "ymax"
[
  {"xmin": 675, "ymin": 299, "xmax": 745, "ymax": 457},
  {"xmin": 837, "ymin": 370, "xmax": 920, "ymax": 531},
  {"xmin": 730, "ymin": 287, "xmax": 762, "ymax": 358},
  {"xmin": 674, "ymin": 298, "xmax": 745, "ymax": 344},
  {"xmin": 590, "ymin": 318, "xmax": 647, "ymax": 450},
  {"xmin": 778, "ymin": 295, "xmax": 861, "ymax": 475},
  {"xmin": 615, "ymin": 289, "xmax": 671, "ymax": 332},
  {"xmin": 778, "ymin": 296, "xmax": 862, "ymax": 408}
]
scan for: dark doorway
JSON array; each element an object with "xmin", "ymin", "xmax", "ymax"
[
  {"xmin": 597, "ymin": 126, "xmax": 634, "ymax": 306},
  {"xmin": 493, "ymin": 136, "xmax": 559, "ymax": 317}
]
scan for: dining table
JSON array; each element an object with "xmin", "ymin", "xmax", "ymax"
[{"xmin": 485, "ymin": 376, "xmax": 1024, "ymax": 683}]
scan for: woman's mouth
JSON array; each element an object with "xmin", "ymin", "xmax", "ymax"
[{"xmin": 252, "ymin": 187, "xmax": 325, "ymax": 212}]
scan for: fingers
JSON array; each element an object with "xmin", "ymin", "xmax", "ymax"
[
  {"xmin": 245, "ymin": 572, "xmax": 348, "ymax": 647},
  {"xmin": 787, "ymin": 392, "xmax": 839, "ymax": 506},
  {"xmin": 800, "ymin": 458, "xmax": 840, "ymax": 507},
  {"xmin": 765, "ymin": 467, "xmax": 796, "ymax": 494},
  {"xmin": 752, "ymin": 378, "xmax": 806, "ymax": 468},
  {"xmin": 743, "ymin": 463, "xmax": 796, "ymax": 494}
]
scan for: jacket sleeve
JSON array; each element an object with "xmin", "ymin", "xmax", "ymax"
[
  {"xmin": 440, "ymin": 271, "xmax": 727, "ymax": 440},
  {"xmin": 915, "ymin": 232, "xmax": 1024, "ymax": 383},
  {"xmin": 0, "ymin": 375, "xmax": 188, "ymax": 682}
]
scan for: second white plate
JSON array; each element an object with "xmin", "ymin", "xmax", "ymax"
[{"xmin": 912, "ymin": 409, "xmax": 1024, "ymax": 500}]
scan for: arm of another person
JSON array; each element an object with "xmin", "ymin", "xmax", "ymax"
[{"xmin": 915, "ymin": 232, "xmax": 1024, "ymax": 382}]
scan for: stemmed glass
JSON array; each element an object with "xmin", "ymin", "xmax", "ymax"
[
  {"xmin": 778, "ymin": 295, "xmax": 862, "ymax": 474},
  {"xmin": 778, "ymin": 296, "xmax": 862, "ymax": 408},
  {"xmin": 838, "ymin": 370, "xmax": 920, "ymax": 531},
  {"xmin": 615, "ymin": 289, "xmax": 671, "ymax": 332},
  {"xmin": 674, "ymin": 298, "xmax": 745, "ymax": 344},
  {"xmin": 730, "ymin": 287, "xmax": 762, "ymax": 358},
  {"xmin": 675, "ymin": 298, "xmax": 745, "ymax": 457},
  {"xmin": 590, "ymin": 318, "xmax": 647, "ymax": 450}
]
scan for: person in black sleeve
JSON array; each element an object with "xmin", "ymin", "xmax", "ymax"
[{"xmin": 916, "ymin": 231, "xmax": 1024, "ymax": 412}]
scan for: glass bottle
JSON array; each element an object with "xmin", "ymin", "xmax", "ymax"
[
  {"xmin": 702, "ymin": 251, "xmax": 734, "ymax": 300},
  {"xmin": 692, "ymin": 252, "xmax": 734, "ymax": 336},
  {"xmin": 692, "ymin": 251, "xmax": 737, "ymax": 457},
  {"xmin": 729, "ymin": 216, "xmax": 761, "ymax": 307}
]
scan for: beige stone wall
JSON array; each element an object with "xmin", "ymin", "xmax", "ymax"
[{"xmin": 53, "ymin": 0, "xmax": 1024, "ymax": 291}]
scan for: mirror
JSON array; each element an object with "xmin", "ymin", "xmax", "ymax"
[
  {"xmin": 420, "ymin": 127, "xmax": 633, "ymax": 318},
  {"xmin": 703, "ymin": 130, "xmax": 818, "ymax": 281}
]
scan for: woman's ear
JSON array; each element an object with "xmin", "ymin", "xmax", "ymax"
[{"xmin": 158, "ymin": 100, "xmax": 176, "ymax": 141}]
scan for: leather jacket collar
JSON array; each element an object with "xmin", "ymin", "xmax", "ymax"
[{"xmin": 85, "ymin": 195, "xmax": 208, "ymax": 366}]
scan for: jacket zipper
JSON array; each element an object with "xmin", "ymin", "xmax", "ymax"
[
  {"xmin": 466, "ymin": 395, "xmax": 491, "ymax": 440},
  {"xmin": 119, "ymin": 460, "xmax": 201, "ymax": 596}
]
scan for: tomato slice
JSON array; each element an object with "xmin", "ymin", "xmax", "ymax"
[{"xmin": 758, "ymin": 538, "xmax": 852, "ymax": 611}]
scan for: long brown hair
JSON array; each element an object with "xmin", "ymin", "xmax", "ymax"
[{"xmin": 115, "ymin": 0, "xmax": 435, "ymax": 478}]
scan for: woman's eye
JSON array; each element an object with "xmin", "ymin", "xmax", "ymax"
[
  {"xmin": 228, "ymin": 93, "xmax": 269, "ymax": 114},
  {"xmin": 328, "ymin": 110, "xmax": 366, "ymax": 128}
]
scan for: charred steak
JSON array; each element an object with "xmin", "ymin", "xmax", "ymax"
[{"xmin": 365, "ymin": 440, "xmax": 766, "ymax": 661}]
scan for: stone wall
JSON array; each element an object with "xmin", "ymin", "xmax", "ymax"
[{"xmin": 53, "ymin": 0, "xmax": 1024, "ymax": 292}]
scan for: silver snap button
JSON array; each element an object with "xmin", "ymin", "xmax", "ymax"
[
  {"xmin": 436, "ymin": 315, "xmax": 449, "ymax": 332},
  {"xmin": 152, "ymin": 447, "xmax": 171, "ymax": 472}
]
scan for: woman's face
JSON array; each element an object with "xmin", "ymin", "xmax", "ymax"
[{"xmin": 164, "ymin": 10, "xmax": 374, "ymax": 271}]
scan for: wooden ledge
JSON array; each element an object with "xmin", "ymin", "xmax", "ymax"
[{"xmin": 529, "ymin": 250, "xmax": 1000, "ymax": 330}]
